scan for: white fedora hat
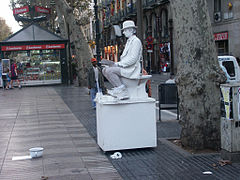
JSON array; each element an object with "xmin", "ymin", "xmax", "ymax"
[{"xmin": 121, "ymin": 20, "xmax": 137, "ymax": 30}]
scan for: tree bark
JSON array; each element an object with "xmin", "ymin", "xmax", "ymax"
[
  {"xmin": 54, "ymin": 0, "xmax": 92, "ymax": 86},
  {"xmin": 170, "ymin": 0, "xmax": 226, "ymax": 150}
]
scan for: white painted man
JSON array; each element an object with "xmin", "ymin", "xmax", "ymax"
[{"xmin": 102, "ymin": 20, "xmax": 142, "ymax": 100}]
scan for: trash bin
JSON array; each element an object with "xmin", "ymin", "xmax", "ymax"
[{"xmin": 158, "ymin": 83, "xmax": 179, "ymax": 121}]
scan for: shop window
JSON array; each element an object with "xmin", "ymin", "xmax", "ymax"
[
  {"xmin": 222, "ymin": 61, "xmax": 235, "ymax": 77},
  {"xmin": 216, "ymin": 40, "xmax": 228, "ymax": 55},
  {"xmin": 6, "ymin": 50, "xmax": 62, "ymax": 83}
]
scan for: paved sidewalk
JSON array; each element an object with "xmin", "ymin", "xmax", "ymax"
[
  {"xmin": 0, "ymin": 74, "xmax": 240, "ymax": 180},
  {"xmin": 0, "ymin": 87, "xmax": 121, "ymax": 180},
  {"xmin": 56, "ymin": 85, "xmax": 240, "ymax": 180}
]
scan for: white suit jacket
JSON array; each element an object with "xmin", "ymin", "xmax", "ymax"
[{"xmin": 118, "ymin": 35, "xmax": 142, "ymax": 79}]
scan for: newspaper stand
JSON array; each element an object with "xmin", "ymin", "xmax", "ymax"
[{"xmin": 220, "ymin": 83, "xmax": 240, "ymax": 162}]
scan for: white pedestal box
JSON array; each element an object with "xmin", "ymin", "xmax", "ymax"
[{"xmin": 96, "ymin": 96, "xmax": 157, "ymax": 151}]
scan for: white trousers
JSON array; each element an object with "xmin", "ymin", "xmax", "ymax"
[{"xmin": 102, "ymin": 66, "xmax": 122, "ymax": 87}]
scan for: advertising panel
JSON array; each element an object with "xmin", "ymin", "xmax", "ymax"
[
  {"xmin": 1, "ymin": 44, "xmax": 65, "ymax": 51},
  {"xmin": 35, "ymin": 6, "xmax": 51, "ymax": 14},
  {"xmin": 13, "ymin": 6, "xmax": 29, "ymax": 15},
  {"xmin": 1, "ymin": 59, "xmax": 10, "ymax": 75}
]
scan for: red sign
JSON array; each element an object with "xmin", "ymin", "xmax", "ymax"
[
  {"xmin": 214, "ymin": 32, "xmax": 228, "ymax": 41},
  {"xmin": 35, "ymin": 6, "xmax": 51, "ymax": 14},
  {"xmin": 146, "ymin": 36, "xmax": 153, "ymax": 44},
  {"xmin": 13, "ymin": 6, "xmax": 29, "ymax": 15},
  {"xmin": 1, "ymin": 44, "xmax": 65, "ymax": 51}
]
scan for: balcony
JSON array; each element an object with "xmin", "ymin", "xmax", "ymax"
[
  {"xmin": 126, "ymin": 2, "xmax": 137, "ymax": 17},
  {"xmin": 102, "ymin": 0, "xmax": 111, "ymax": 6},
  {"xmin": 143, "ymin": 0, "xmax": 169, "ymax": 10}
]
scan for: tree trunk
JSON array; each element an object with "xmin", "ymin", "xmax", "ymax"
[
  {"xmin": 170, "ymin": 0, "xmax": 226, "ymax": 150},
  {"xmin": 54, "ymin": 0, "xmax": 92, "ymax": 86}
]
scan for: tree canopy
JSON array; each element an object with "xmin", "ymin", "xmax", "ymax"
[
  {"xmin": 9, "ymin": 0, "xmax": 93, "ymax": 86},
  {"xmin": 0, "ymin": 18, "xmax": 12, "ymax": 41}
]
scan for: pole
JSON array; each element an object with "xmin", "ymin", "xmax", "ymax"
[
  {"xmin": 136, "ymin": 0, "xmax": 143, "ymax": 42},
  {"xmin": 169, "ymin": 19, "xmax": 174, "ymax": 75},
  {"xmin": 67, "ymin": 23, "xmax": 73, "ymax": 85},
  {"xmin": 136, "ymin": 0, "xmax": 143, "ymax": 73},
  {"xmin": 94, "ymin": 0, "xmax": 101, "ymax": 64}
]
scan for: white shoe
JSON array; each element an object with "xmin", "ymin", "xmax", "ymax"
[
  {"xmin": 107, "ymin": 87, "xmax": 117, "ymax": 96},
  {"xmin": 107, "ymin": 85, "xmax": 125, "ymax": 96},
  {"xmin": 113, "ymin": 86, "xmax": 129, "ymax": 100}
]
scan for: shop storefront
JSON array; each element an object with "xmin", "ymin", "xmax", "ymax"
[
  {"xmin": 104, "ymin": 45, "xmax": 119, "ymax": 62},
  {"xmin": 0, "ymin": 24, "xmax": 69, "ymax": 86}
]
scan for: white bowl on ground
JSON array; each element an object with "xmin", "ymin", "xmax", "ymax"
[{"xmin": 29, "ymin": 147, "xmax": 44, "ymax": 158}]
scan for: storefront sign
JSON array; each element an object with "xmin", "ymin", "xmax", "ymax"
[
  {"xmin": 214, "ymin": 32, "xmax": 228, "ymax": 41},
  {"xmin": 1, "ymin": 44, "xmax": 65, "ymax": 51},
  {"xmin": 13, "ymin": 6, "xmax": 29, "ymax": 15},
  {"xmin": 35, "ymin": 6, "xmax": 51, "ymax": 14}
]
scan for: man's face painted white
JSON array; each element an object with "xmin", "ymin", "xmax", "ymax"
[{"xmin": 123, "ymin": 28, "xmax": 134, "ymax": 38}]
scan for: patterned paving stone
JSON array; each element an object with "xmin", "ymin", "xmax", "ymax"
[
  {"xmin": 0, "ymin": 87, "xmax": 122, "ymax": 180},
  {"xmin": 55, "ymin": 85, "xmax": 240, "ymax": 180}
]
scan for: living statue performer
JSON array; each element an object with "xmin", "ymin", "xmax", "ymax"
[{"xmin": 101, "ymin": 20, "xmax": 142, "ymax": 100}]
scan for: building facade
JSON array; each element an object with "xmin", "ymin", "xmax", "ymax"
[
  {"xmin": 207, "ymin": 0, "xmax": 240, "ymax": 58},
  {"xmin": 88, "ymin": 0, "xmax": 240, "ymax": 74},
  {"xmin": 97, "ymin": 0, "xmax": 172, "ymax": 74}
]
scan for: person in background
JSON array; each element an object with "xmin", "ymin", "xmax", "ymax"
[
  {"xmin": 142, "ymin": 69, "xmax": 152, "ymax": 97},
  {"xmin": 165, "ymin": 73, "xmax": 175, "ymax": 84},
  {"xmin": 87, "ymin": 58, "xmax": 106, "ymax": 109},
  {"xmin": 5, "ymin": 68, "xmax": 11, "ymax": 89},
  {"xmin": 10, "ymin": 59, "xmax": 21, "ymax": 89}
]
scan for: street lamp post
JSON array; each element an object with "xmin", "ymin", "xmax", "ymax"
[
  {"xmin": 169, "ymin": 19, "xmax": 174, "ymax": 75},
  {"xmin": 136, "ymin": 0, "xmax": 144, "ymax": 72},
  {"xmin": 94, "ymin": 0, "xmax": 101, "ymax": 64},
  {"xmin": 136, "ymin": 0, "xmax": 143, "ymax": 42}
]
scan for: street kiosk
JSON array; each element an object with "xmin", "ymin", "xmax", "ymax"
[{"xmin": 0, "ymin": 23, "xmax": 69, "ymax": 86}]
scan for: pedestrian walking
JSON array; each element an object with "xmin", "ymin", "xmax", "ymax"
[
  {"xmin": 10, "ymin": 59, "xmax": 21, "ymax": 89},
  {"xmin": 87, "ymin": 58, "xmax": 106, "ymax": 109},
  {"xmin": 165, "ymin": 73, "xmax": 175, "ymax": 84},
  {"xmin": 5, "ymin": 68, "xmax": 11, "ymax": 89}
]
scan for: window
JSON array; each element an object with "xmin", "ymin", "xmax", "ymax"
[
  {"xmin": 222, "ymin": 61, "xmax": 235, "ymax": 77},
  {"xmin": 151, "ymin": 14, "xmax": 157, "ymax": 38},
  {"xmin": 216, "ymin": 40, "xmax": 228, "ymax": 55},
  {"xmin": 214, "ymin": 0, "xmax": 221, "ymax": 12},
  {"xmin": 161, "ymin": 9, "xmax": 168, "ymax": 38}
]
